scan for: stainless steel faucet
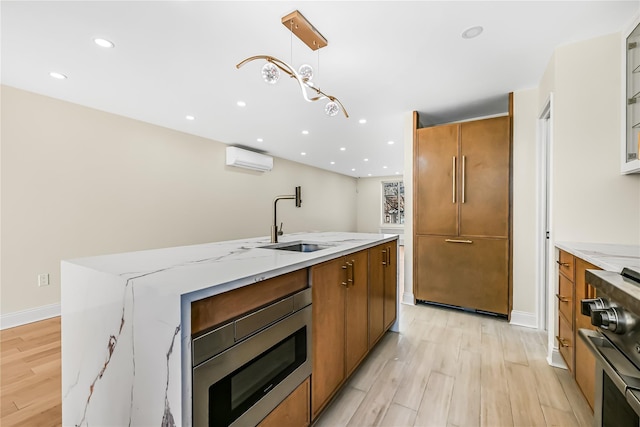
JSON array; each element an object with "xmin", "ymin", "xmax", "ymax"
[{"xmin": 271, "ymin": 186, "xmax": 302, "ymax": 243}]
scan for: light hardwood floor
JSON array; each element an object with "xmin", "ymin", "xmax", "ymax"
[
  {"xmin": 1, "ymin": 316, "xmax": 61, "ymax": 426},
  {"xmin": 317, "ymin": 303, "xmax": 593, "ymax": 427},
  {"xmin": 0, "ymin": 302, "xmax": 592, "ymax": 427}
]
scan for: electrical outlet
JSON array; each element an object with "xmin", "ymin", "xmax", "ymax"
[{"xmin": 38, "ymin": 273, "xmax": 50, "ymax": 287}]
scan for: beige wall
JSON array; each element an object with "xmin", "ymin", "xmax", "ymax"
[
  {"xmin": 550, "ymin": 33, "xmax": 640, "ymax": 245},
  {"xmin": 356, "ymin": 175, "xmax": 404, "ymax": 233},
  {"xmin": 512, "ymin": 88, "xmax": 539, "ymax": 315},
  {"xmin": 1, "ymin": 86, "xmax": 357, "ymax": 315}
]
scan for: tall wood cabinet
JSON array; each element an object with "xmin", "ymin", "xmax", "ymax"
[{"xmin": 414, "ymin": 115, "xmax": 512, "ymax": 315}]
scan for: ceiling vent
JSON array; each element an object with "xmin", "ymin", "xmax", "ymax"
[{"xmin": 225, "ymin": 146, "xmax": 273, "ymax": 172}]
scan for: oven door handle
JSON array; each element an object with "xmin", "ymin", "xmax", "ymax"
[
  {"xmin": 627, "ymin": 389, "xmax": 640, "ymax": 418},
  {"xmin": 579, "ymin": 329, "xmax": 634, "ymax": 396}
]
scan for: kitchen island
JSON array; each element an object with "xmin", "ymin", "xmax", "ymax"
[{"xmin": 61, "ymin": 232, "xmax": 398, "ymax": 427}]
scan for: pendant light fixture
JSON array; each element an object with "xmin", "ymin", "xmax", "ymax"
[{"xmin": 236, "ymin": 10, "xmax": 348, "ymax": 118}]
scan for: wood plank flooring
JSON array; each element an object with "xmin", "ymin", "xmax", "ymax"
[
  {"xmin": 316, "ymin": 303, "xmax": 593, "ymax": 427},
  {"xmin": 1, "ymin": 316, "xmax": 61, "ymax": 427},
  {"xmin": 0, "ymin": 303, "xmax": 593, "ymax": 427}
]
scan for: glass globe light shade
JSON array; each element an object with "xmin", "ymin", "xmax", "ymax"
[
  {"xmin": 325, "ymin": 101, "xmax": 340, "ymax": 117},
  {"xmin": 261, "ymin": 62, "xmax": 280, "ymax": 84},
  {"xmin": 298, "ymin": 64, "xmax": 314, "ymax": 81}
]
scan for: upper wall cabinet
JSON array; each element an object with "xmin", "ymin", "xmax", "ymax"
[{"xmin": 623, "ymin": 15, "xmax": 640, "ymax": 174}]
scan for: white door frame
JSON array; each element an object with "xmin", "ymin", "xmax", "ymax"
[{"xmin": 536, "ymin": 94, "xmax": 563, "ymax": 366}]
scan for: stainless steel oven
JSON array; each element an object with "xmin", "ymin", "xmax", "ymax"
[
  {"xmin": 580, "ymin": 267, "xmax": 640, "ymax": 427},
  {"xmin": 192, "ymin": 288, "xmax": 312, "ymax": 427}
]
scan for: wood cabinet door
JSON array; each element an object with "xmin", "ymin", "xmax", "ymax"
[
  {"xmin": 345, "ymin": 250, "xmax": 369, "ymax": 376},
  {"xmin": 368, "ymin": 244, "xmax": 385, "ymax": 348},
  {"xmin": 415, "ymin": 235, "xmax": 509, "ymax": 315},
  {"xmin": 415, "ymin": 125, "xmax": 459, "ymax": 236},
  {"xmin": 459, "ymin": 117, "xmax": 510, "ymax": 238},
  {"xmin": 558, "ymin": 314, "xmax": 574, "ymax": 373},
  {"xmin": 258, "ymin": 377, "xmax": 310, "ymax": 427},
  {"xmin": 311, "ymin": 257, "xmax": 346, "ymax": 418},
  {"xmin": 383, "ymin": 241, "xmax": 398, "ymax": 330}
]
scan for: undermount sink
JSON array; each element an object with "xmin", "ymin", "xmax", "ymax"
[{"xmin": 260, "ymin": 241, "xmax": 331, "ymax": 253}]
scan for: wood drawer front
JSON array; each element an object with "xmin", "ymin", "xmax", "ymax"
[
  {"xmin": 557, "ymin": 274, "xmax": 573, "ymax": 325},
  {"xmin": 191, "ymin": 269, "xmax": 308, "ymax": 335},
  {"xmin": 558, "ymin": 250, "xmax": 575, "ymax": 281},
  {"xmin": 259, "ymin": 377, "xmax": 310, "ymax": 427},
  {"xmin": 575, "ymin": 330, "xmax": 596, "ymax": 410},
  {"xmin": 558, "ymin": 315, "xmax": 574, "ymax": 373}
]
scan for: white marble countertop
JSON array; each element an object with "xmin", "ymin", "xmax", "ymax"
[
  {"xmin": 61, "ymin": 231, "xmax": 398, "ymax": 427},
  {"xmin": 67, "ymin": 231, "xmax": 398, "ymax": 301},
  {"xmin": 555, "ymin": 241, "xmax": 640, "ymax": 272}
]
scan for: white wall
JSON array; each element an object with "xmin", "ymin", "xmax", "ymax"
[{"xmin": 0, "ymin": 86, "xmax": 357, "ymax": 316}]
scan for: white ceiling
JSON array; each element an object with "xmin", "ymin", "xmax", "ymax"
[{"xmin": 2, "ymin": 1, "xmax": 637, "ymax": 178}]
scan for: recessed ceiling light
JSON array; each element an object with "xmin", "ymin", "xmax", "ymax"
[
  {"xmin": 185, "ymin": 115, "xmax": 195, "ymax": 120},
  {"xmin": 364, "ymin": 158, "xmax": 369, "ymax": 162},
  {"xmin": 368, "ymin": 174, "xmax": 372, "ymax": 177},
  {"xmin": 330, "ymin": 161, "xmax": 335, "ymax": 165},
  {"xmin": 359, "ymin": 119, "xmax": 367, "ymax": 124},
  {"xmin": 237, "ymin": 101, "xmax": 246, "ymax": 107},
  {"xmin": 340, "ymin": 147, "xmax": 346, "ymax": 151},
  {"xmin": 387, "ymin": 141, "xmax": 395, "ymax": 145},
  {"xmin": 351, "ymin": 168, "xmax": 356, "ymax": 172},
  {"xmin": 383, "ymin": 165, "xmax": 388, "ymax": 169},
  {"xmin": 302, "ymin": 130, "xmax": 309, "ymax": 135},
  {"xmin": 257, "ymin": 138, "xmax": 263, "ymax": 142},
  {"xmin": 49, "ymin": 72, "xmax": 67, "ymax": 80},
  {"xmin": 395, "ymin": 171, "xmax": 400, "ymax": 175},
  {"xmin": 462, "ymin": 26, "xmax": 483, "ymax": 39},
  {"xmin": 94, "ymin": 38, "xmax": 115, "ymax": 48},
  {"xmin": 301, "ymin": 152, "xmax": 307, "ymax": 156}
]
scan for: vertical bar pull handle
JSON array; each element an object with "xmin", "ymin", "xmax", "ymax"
[
  {"xmin": 387, "ymin": 246, "xmax": 391, "ymax": 266},
  {"xmin": 382, "ymin": 249, "xmax": 387, "ymax": 266},
  {"xmin": 341, "ymin": 264, "xmax": 348, "ymax": 287},
  {"xmin": 452, "ymin": 156, "xmax": 456, "ymax": 204},
  {"xmin": 348, "ymin": 261, "xmax": 355, "ymax": 287},
  {"xmin": 462, "ymin": 155, "xmax": 466, "ymax": 204}
]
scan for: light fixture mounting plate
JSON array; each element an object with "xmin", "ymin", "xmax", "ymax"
[{"xmin": 281, "ymin": 10, "xmax": 328, "ymax": 51}]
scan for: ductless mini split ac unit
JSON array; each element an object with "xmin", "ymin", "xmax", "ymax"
[{"xmin": 225, "ymin": 146, "xmax": 273, "ymax": 172}]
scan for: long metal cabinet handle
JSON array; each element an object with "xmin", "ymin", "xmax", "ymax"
[
  {"xmin": 445, "ymin": 239, "xmax": 473, "ymax": 244},
  {"xmin": 387, "ymin": 246, "xmax": 391, "ymax": 266},
  {"xmin": 452, "ymin": 156, "xmax": 456, "ymax": 203},
  {"xmin": 556, "ymin": 336, "xmax": 570, "ymax": 348},
  {"xmin": 556, "ymin": 294, "xmax": 570, "ymax": 303},
  {"xmin": 556, "ymin": 260, "xmax": 570, "ymax": 267},
  {"xmin": 341, "ymin": 264, "xmax": 348, "ymax": 287},
  {"xmin": 348, "ymin": 261, "xmax": 355, "ymax": 287},
  {"xmin": 462, "ymin": 155, "xmax": 466, "ymax": 204},
  {"xmin": 382, "ymin": 249, "xmax": 387, "ymax": 266}
]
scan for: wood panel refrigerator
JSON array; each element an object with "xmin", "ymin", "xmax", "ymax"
[{"xmin": 414, "ymin": 115, "xmax": 512, "ymax": 316}]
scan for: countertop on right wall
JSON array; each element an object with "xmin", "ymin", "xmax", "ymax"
[{"xmin": 555, "ymin": 242, "xmax": 640, "ymax": 272}]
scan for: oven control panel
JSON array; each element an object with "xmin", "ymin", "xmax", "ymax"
[{"xmin": 582, "ymin": 298, "xmax": 637, "ymax": 335}]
